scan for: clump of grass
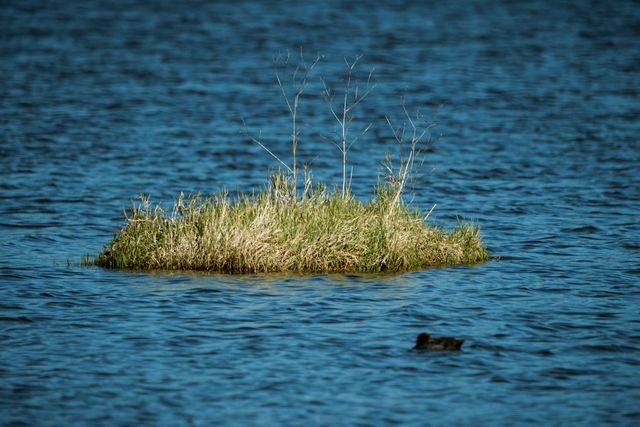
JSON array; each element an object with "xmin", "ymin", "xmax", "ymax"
[
  {"xmin": 90, "ymin": 173, "xmax": 489, "ymax": 273},
  {"xmin": 89, "ymin": 51, "xmax": 490, "ymax": 273}
]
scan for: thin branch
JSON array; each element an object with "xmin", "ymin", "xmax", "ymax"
[
  {"xmin": 275, "ymin": 72, "xmax": 293, "ymax": 113},
  {"xmin": 347, "ymin": 122, "xmax": 373, "ymax": 152},
  {"xmin": 424, "ymin": 203, "xmax": 437, "ymax": 221},
  {"xmin": 241, "ymin": 118, "xmax": 293, "ymax": 174},
  {"xmin": 320, "ymin": 133, "xmax": 341, "ymax": 150},
  {"xmin": 272, "ymin": 49, "xmax": 322, "ymax": 196},
  {"xmin": 384, "ymin": 101, "xmax": 437, "ymax": 207},
  {"xmin": 321, "ymin": 55, "xmax": 375, "ymax": 198},
  {"xmin": 385, "ymin": 115, "xmax": 403, "ymax": 145}
]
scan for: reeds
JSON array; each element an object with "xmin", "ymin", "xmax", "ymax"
[{"xmin": 90, "ymin": 174, "xmax": 489, "ymax": 273}]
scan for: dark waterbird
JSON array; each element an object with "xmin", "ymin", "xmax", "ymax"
[{"xmin": 414, "ymin": 333, "xmax": 464, "ymax": 351}]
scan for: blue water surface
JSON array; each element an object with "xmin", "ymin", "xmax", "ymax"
[{"xmin": 1, "ymin": 0, "xmax": 639, "ymax": 425}]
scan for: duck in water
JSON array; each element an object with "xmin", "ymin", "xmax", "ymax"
[{"xmin": 414, "ymin": 332, "xmax": 464, "ymax": 351}]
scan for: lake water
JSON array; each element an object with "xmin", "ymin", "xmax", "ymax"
[{"xmin": 1, "ymin": 0, "xmax": 639, "ymax": 425}]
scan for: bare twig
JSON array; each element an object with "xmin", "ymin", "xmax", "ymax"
[
  {"xmin": 384, "ymin": 100, "xmax": 435, "ymax": 208},
  {"xmin": 241, "ymin": 118, "xmax": 293, "ymax": 174},
  {"xmin": 274, "ymin": 48, "xmax": 321, "ymax": 197},
  {"xmin": 424, "ymin": 203, "xmax": 437, "ymax": 221},
  {"xmin": 321, "ymin": 55, "xmax": 376, "ymax": 198}
]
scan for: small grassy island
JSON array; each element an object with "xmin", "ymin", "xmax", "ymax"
[
  {"xmin": 91, "ymin": 175, "xmax": 488, "ymax": 273},
  {"xmin": 89, "ymin": 53, "xmax": 489, "ymax": 273}
]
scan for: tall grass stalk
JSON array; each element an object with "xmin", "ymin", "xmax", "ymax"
[
  {"xmin": 321, "ymin": 55, "xmax": 374, "ymax": 198},
  {"xmin": 384, "ymin": 100, "xmax": 435, "ymax": 209},
  {"xmin": 274, "ymin": 48, "xmax": 320, "ymax": 197}
]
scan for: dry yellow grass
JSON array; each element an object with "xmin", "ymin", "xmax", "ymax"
[{"xmin": 89, "ymin": 174, "xmax": 489, "ymax": 273}]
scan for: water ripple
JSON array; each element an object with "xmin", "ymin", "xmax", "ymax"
[{"xmin": 1, "ymin": 0, "xmax": 639, "ymax": 425}]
